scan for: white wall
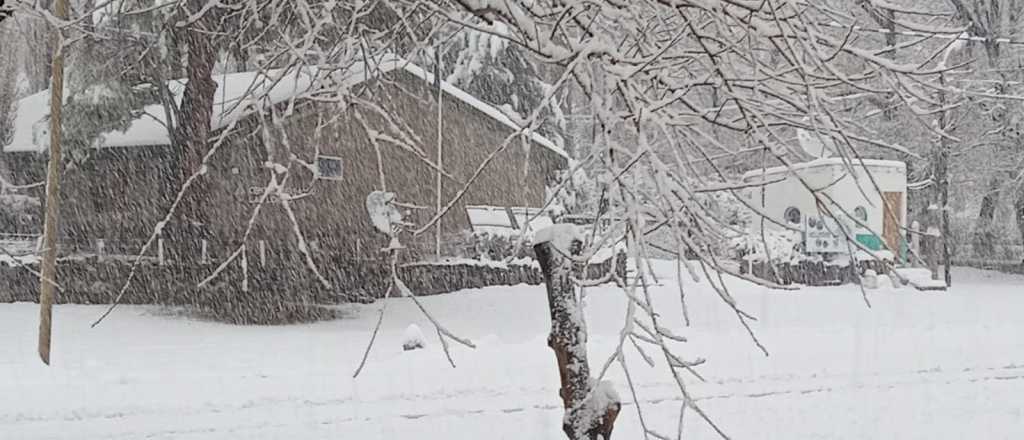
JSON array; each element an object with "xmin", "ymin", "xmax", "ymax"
[
  {"xmin": 822, "ymin": 163, "xmax": 906, "ymax": 237},
  {"xmin": 741, "ymin": 160, "xmax": 907, "ymax": 237}
]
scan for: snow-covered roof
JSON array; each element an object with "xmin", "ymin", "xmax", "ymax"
[
  {"xmin": 5, "ymin": 56, "xmax": 568, "ymax": 159},
  {"xmin": 7, "ymin": 69, "xmax": 321, "ymax": 153},
  {"xmin": 465, "ymin": 205, "xmax": 554, "ymax": 237},
  {"xmin": 741, "ymin": 158, "xmax": 905, "ymax": 181}
]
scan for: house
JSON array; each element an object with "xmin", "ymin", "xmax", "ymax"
[
  {"xmin": 2, "ymin": 56, "xmax": 569, "ymax": 261},
  {"xmin": 739, "ymin": 158, "xmax": 907, "ymax": 258}
]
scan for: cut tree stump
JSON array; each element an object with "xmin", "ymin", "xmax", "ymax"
[{"xmin": 535, "ymin": 225, "xmax": 620, "ymax": 440}]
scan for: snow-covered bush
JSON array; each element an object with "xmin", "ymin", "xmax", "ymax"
[
  {"xmin": 402, "ymin": 324, "xmax": 426, "ymax": 351},
  {"xmin": 548, "ymin": 164, "xmax": 601, "ymax": 220},
  {"xmin": 443, "ymin": 231, "xmax": 534, "ymax": 261},
  {"xmin": 862, "ymin": 269, "xmax": 879, "ymax": 289},
  {"xmin": 728, "ymin": 227, "xmax": 804, "ymax": 264}
]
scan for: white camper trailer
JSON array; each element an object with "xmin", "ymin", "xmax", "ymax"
[{"xmin": 740, "ymin": 158, "xmax": 907, "ymax": 258}]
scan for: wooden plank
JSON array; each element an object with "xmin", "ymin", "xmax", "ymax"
[{"xmin": 882, "ymin": 191, "xmax": 903, "ymax": 255}]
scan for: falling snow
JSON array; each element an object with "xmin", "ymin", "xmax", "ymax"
[{"xmin": 1, "ymin": 1, "xmax": 1022, "ymax": 439}]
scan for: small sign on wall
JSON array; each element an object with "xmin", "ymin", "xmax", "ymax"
[
  {"xmin": 240, "ymin": 186, "xmax": 280, "ymax": 204},
  {"xmin": 316, "ymin": 155, "xmax": 344, "ymax": 180},
  {"xmin": 804, "ymin": 216, "xmax": 852, "ymax": 253}
]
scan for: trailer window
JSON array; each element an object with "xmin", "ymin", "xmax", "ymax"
[
  {"xmin": 854, "ymin": 206, "xmax": 868, "ymax": 222},
  {"xmin": 784, "ymin": 207, "xmax": 802, "ymax": 224}
]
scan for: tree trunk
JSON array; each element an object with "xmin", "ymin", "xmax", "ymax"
[
  {"xmin": 936, "ymin": 74, "xmax": 951, "ymax": 286},
  {"xmin": 973, "ymin": 177, "xmax": 1001, "ymax": 259},
  {"xmin": 857, "ymin": 0, "xmax": 896, "ymax": 120},
  {"xmin": 171, "ymin": 0, "xmax": 220, "ymax": 243},
  {"xmin": 20, "ymin": 1, "xmax": 55, "ymax": 94},
  {"xmin": 0, "ymin": 24, "xmax": 17, "ymax": 145},
  {"xmin": 535, "ymin": 228, "xmax": 620, "ymax": 440},
  {"xmin": 1015, "ymin": 188, "xmax": 1024, "ymax": 264}
]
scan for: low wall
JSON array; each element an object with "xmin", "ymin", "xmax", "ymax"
[
  {"xmin": 952, "ymin": 258, "xmax": 1024, "ymax": 275},
  {"xmin": 740, "ymin": 259, "xmax": 891, "ymax": 286},
  {"xmin": 1, "ymin": 252, "xmax": 626, "ymax": 324}
]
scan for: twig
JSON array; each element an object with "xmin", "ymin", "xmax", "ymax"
[{"xmin": 352, "ymin": 283, "xmax": 394, "ymax": 378}]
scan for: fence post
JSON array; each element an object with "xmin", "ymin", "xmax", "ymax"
[
  {"xmin": 201, "ymin": 239, "xmax": 209, "ymax": 264},
  {"xmin": 927, "ymin": 225, "xmax": 940, "ymax": 280},
  {"xmin": 259, "ymin": 240, "xmax": 266, "ymax": 268},
  {"xmin": 241, "ymin": 244, "xmax": 248, "ymax": 292},
  {"xmin": 157, "ymin": 239, "xmax": 165, "ymax": 266},
  {"xmin": 910, "ymin": 221, "xmax": 921, "ymax": 268},
  {"xmin": 96, "ymin": 239, "xmax": 105, "ymax": 261}
]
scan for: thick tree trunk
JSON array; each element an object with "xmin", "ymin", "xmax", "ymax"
[
  {"xmin": 535, "ymin": 228, "xmax": 619, "ymax": 440},
  {"xmin": 171, "ymin": 0, "xmax": 220, "ymax": 244},
  {"xmin": 973, "ymin": 177, "xmax": 1001, "ymax": 258},
  {"xmin": 936, "ymin": 74, "xmax": 951, "ymax": 286},
  {"xmin": 0, "ymin": 27, "xmax": 17, "ymax": 144},
  {"xmin": 1015, "ymin": 189, "xmax": 1024, "ymax": 264}
]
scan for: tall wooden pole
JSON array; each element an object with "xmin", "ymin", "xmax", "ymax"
[
  {"xmin": 39, "ymin": 0, "xmax": 70, "ymax": 365},
  {"xmin": 434, "ymin": 51, "xmax": 443, "ymax": 258}
]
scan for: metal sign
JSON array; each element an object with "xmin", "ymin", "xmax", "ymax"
[{"xmin": 804, "ymin": 216, "xmax": 852, "ymax": 253}]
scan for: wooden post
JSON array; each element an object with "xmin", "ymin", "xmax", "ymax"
[
  {"xmin": 910, "ymin": 221, "xmax": 921, "ymax": 268},
  {"xmin": 259, "ymin": 240, "xmax": 266, "ymax": 267},
  {"xmin": 928, "ymin": 225, "xmax": 941, "ymax": 281},
  {"xmin": 434, "ymin": 51, "xmax": 444, "ymax": 258},
  {"xmin": 38, "ymin": 0, "xmax": 70, "ymax": 366},
  {"xmin": 96, "ymin": 239, "xmax": 105, "ymax": 261},
  {"xmin": 201, "ymin": 239, "xmax": 209, "ymax": 264},
  {"xmin": 157, "ymin": 238, "xmax": 165, "ymax": 266},
  {"xmin": 534, "ymin": 226, "xmax": 620, "ymax": 439},
  {"xmin": 241, "ymin": 244, "xmax": 248, "ymax": 293}
]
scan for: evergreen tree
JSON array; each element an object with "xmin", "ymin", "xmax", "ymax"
[{"xmin": 442, "ymin": 28, "xmax": 566, "ymax": 149}]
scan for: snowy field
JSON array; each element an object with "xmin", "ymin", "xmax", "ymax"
[{"xmin": 2, "ymin": 263, "xmax": 1024, "ymax": 439}]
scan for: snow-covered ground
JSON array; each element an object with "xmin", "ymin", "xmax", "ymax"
[{"xmin": 2, "ymin": 263, "xmax": 1023, "ymax": 439}]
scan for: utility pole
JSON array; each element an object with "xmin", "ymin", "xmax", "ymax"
[
  {"xmin": 434, "ymin": 50, "xmax": 443, "ymax": 258},
  {"xmin": 39, "ymin": 0, "xmax": 69, "ymax": 365}
]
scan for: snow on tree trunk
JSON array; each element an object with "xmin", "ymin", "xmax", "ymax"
[{"xmin": 534, "ymin": 224, "xmax": 620, "ymax": 440}]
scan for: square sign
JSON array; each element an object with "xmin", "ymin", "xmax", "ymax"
[
  {"xmin": 804, "ymin": 216, "xmax": 851, "ymax": 253},
  {"xmin": 316, "ymin": 155, "xmax": 344, "ymax": 180}
]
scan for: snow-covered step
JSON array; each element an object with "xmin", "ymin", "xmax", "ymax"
[{"xmin": 893, "ymin": 268, "xmax": 948, "ymax": 291}]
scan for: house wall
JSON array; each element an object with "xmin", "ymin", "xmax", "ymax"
[
  {"xmin": 822, "ymin": 163, "xmax": 906, "ymax": 237},
  {"xmin": 1, "ymin": 71, "xmax": 565, "ymax": 259},
  {"xmin": 10, "ymin": 70, "xmax": 566, "ymax": 259},
  {"xmin": 3, "ymin": 146, "xmax": 178, "ymax": 247},
  {"xmin": 743, "ymin": 165, "xmax": 834, "ymax": 226}
]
